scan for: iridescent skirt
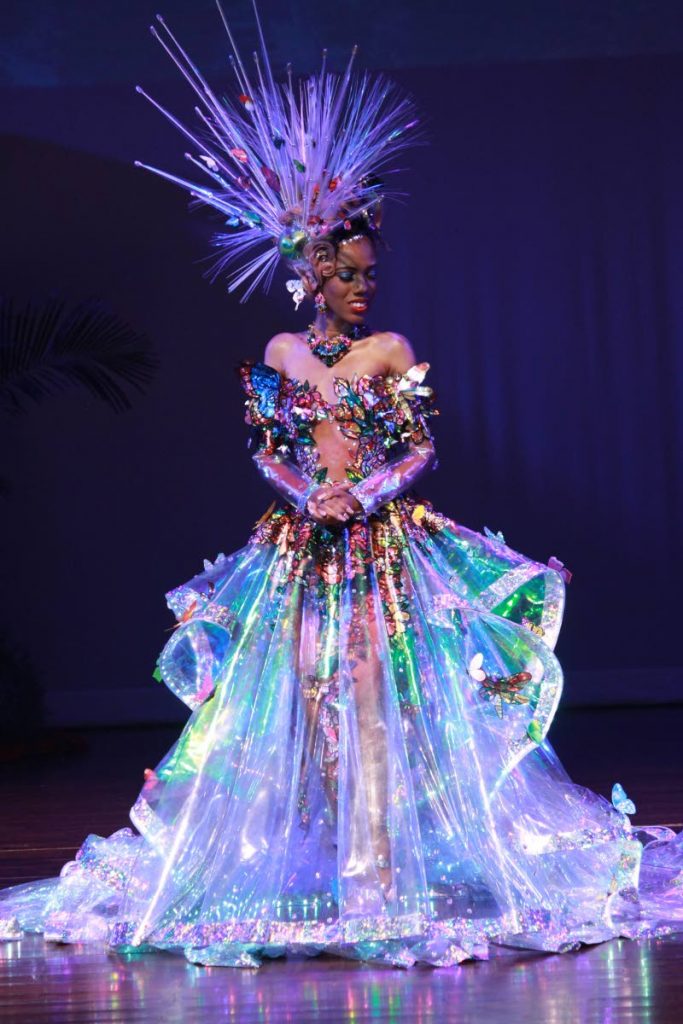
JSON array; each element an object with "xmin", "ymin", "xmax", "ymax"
[{"xmin": 2, "ymin": 497, "xmax": 682, "ymax": 967}]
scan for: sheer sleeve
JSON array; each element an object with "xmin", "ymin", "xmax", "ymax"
[
  {"xmin": 239, "ymin": 361, "xmax": 316, "ymax": 512},
  {"xmin": 251, "ymin": 450, "xmax": 317, "ymax": 512},
  {"xmin": 349, "ymin": 440, "xmax": 436, "ymax": 516},
  {"xmin": 349, "ymin": 362, "xmax": 438, "ymax": 517}
]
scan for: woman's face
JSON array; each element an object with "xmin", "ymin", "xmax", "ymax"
[{"xmin": 321, "ymin": 236, "xmax": 377, "ymax": 326}]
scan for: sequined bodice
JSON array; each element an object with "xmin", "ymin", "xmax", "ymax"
[{"xmin": 239, "ymin": 361, "xmax": 437, "ymax": 483}]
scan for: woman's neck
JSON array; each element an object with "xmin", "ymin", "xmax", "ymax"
[{"xmin": 312, "ymin": 312, "xmax": 358, "ymax": 337}]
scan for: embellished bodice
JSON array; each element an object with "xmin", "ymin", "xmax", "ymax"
[{"xmin": 239, "ymin": 361, "xmax": 438, "ymax": 483}]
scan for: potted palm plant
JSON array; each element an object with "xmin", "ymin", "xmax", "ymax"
[{"xmin": 0, "ymin": 295, "xmax": 158, "ymax": 755}]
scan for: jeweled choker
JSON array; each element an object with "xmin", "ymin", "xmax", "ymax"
[{"xmin": 306, "ymin": 323, "xmax": 370, "ymax": 367}]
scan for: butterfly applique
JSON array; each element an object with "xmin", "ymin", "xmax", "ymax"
[
  {"xmin": 469, "ymin": 652, "xmax": 533, "ymax": 718},
  {"xmin": 611, "ymin": 782, "xmax": 636, "ymax": 816}
]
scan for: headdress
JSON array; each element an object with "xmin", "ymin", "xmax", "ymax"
[{"xmin": 135, "ymin": 1, "xmax": 420, "ymax": 303}]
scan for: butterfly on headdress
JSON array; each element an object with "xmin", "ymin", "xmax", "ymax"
[
  {"xmin": 135, "ymin": 5, "xmax": 421, "ymax": 301},
  {"xmin": 286, "ymin": 279, "xmax": 306, "ymax": 310}
]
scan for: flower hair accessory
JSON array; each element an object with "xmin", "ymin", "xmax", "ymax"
[{"xmin": 135, "ymin": 2, "xmax": 421, "ymax": 302}]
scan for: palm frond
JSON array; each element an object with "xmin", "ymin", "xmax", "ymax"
[{"xmin": 0, "ymin": 297, "xmax": 159, "ymax": 415}]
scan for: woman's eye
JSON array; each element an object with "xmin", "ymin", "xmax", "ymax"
[{"xmin": 338, "ymin": 269, "xmax": 376, "ymax": 282}]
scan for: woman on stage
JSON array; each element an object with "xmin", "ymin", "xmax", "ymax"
[{"xmin": 1, "ymin": 4, "xmax": 682, "ymax": 968}]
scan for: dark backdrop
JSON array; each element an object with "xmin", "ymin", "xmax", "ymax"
[{"xmin": 1, "ymin": 2, "xmax": 682, "ymax": 725}]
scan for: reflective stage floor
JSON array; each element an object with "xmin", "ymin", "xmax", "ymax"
[{"xmin": 1, "ymin": 706, "xmax": 682, "ymax": 1024}]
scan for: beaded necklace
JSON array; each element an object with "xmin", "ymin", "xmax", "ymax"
[{"xmin": 306, "ymin": 323, "xmax": 370, "ymax": 367}]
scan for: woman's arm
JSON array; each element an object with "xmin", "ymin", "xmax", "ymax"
[
  {"xmin": 382, "ymin": 332, "xmax": 420, "ymax": 376},
  {"xmin": 348, "ymin": 333, "xmax": 436, "ymax": 517},
  {"xmin": 348, "ymin": 442, "xmax": 435, "ymax": 516},
  {"xmin": 249, "ymin": 336, "xmax": 351, "ymax": 523}
]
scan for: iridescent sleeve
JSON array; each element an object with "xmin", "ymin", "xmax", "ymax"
[
  {"xmin": 251, "ymin": 450, "xmax": 317, "ymax": 512},
  {"xmin": 349, "ymin": 441, "xmax": 436, "ymax": 516},
  {"xmin": 349, "ymin": 362, "xmax": 438, "ymax": 517},
  {"xmin": 239, "ymin": 361, "xmax": 316, "ymax": 513}
]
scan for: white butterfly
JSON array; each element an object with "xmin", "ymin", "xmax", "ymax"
[
  {"xmin": 484, "ymin": 526, "xmax": 506, "ymax": 544},
  {"xmin": 203, "ymin": 552, "xmax": 227, "ymax": 572},
  {"xmin": 198, "ymin": 155, "xmax": 219, "ymax": 171},
  {"xmin": 286, "ymin": 278, "xmax": 305, "ymax": 310},
  {"xmin": 468, "ymin": 652, "xmax": 487, "ymax": 682},
  {"xmin": 397, "ymin": 362, "xmax": 432, "ymax": 396}
]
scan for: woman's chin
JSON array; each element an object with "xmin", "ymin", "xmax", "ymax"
[{"xmin": 345, "ymin": 308, "xmax": 371, "ymax": 326}]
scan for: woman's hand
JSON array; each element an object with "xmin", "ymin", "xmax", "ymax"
[{"xmin": 306, "ymin": 483, "xmax": 363, "ymax": 526}]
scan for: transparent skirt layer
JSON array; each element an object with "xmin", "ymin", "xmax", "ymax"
[{"xmin": 2, "ymin": 497, "xmax": 682, "ymax": 968}]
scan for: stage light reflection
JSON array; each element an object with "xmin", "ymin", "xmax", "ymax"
[{"xmin": 0, "ymin": 936, "xmax": 672, "ymax": 1022}]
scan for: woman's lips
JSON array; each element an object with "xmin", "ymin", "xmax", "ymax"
[{"xmin": 349, "ymin": 300, "xmax": 368, "ymax": 312}]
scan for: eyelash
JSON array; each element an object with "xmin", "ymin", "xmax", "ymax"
[{"xmin": 338, "ymin": 270, "xmax": 377, "ymax": 282}]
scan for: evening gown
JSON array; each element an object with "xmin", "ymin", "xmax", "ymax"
[{"xmin": 1, "ymin": 360, "xmax": 682, "ymax": 968}]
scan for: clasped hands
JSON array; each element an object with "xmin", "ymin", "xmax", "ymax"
[{"xmin": 306, "ymin": 480, "xmax": 364, "ymax": 527}]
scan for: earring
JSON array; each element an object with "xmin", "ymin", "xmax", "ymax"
[{"xmin": 314, "ymin": 290, "xmax": 328, "ymax": 314}]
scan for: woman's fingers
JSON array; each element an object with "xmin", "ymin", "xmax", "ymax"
[
  {"xmin": 318, "ymin": 483, "xmax": 353, "ymax": 501},
  {"xmin": 309, "ymin": 504, "xmax": 351, "ymax": 526},
  {"xmin": 307, "ymin": 488, "xmax": 360, "ymax": 526},
  {"xmin": 328, "ymin": 498, "xmax": 353, "ymax": 516}
]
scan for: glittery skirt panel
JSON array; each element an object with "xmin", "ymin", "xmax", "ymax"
[{"xmin": 2, "ymin": 497, "xmax": 682, "ymax": 967}]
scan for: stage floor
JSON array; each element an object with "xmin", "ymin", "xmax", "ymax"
[{"xmin": 1, "ymin": 706, "xmax": 682, "ymax": 1023}]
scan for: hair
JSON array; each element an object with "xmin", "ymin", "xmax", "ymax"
[
  {"xmin": 301, "ymin": 209, "xmax": 384, "ymax": 291},
  {"xmin": 326, "ymin": 209, "xmax": 384, "ymax": 255}
]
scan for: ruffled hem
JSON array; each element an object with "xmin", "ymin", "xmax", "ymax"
[{"xmin": 3, "ymin": 819, "xmax": 683, "ymax": 968}]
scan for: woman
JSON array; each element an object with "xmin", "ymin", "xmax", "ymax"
[
  {"xmin": 247, "ymin": 227, "xmax": 432, "ymax": 903},
  {"xmin": 2, "ymin": 6, "xmax": 682, "ymax": 968}
]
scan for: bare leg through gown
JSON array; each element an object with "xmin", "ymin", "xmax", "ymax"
[{"xmin": 297, "ymin": 562, "xmax": 393, "ymax": 899}]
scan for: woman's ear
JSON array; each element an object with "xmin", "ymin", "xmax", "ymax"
[{"xmin": 303, "ymin": 239, "xmax": 336, "ymax": 283}]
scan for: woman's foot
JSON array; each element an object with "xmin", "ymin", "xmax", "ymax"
[
  {"xmin": 378, "ymin": 865, "xmax": 392, "ymax": 890},
  {"xmin": 376, "ymin": 854, "xmax": 395, "ymax": 902}
]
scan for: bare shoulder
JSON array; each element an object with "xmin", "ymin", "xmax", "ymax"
[
  {"xmin": 373, "ymin": 331, "xmax": 418, "ymax": 375},
  {"xmin": 263, "ymin": 332, "xmax": 300, "ymax": 371}
]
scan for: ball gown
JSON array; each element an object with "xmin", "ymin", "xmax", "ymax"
[{"xmin": 1, "ymin": 359, "xmax": 682, "ymax": 969}]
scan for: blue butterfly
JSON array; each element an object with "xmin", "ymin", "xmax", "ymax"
[
  {"xmin": 611, "ymin": 782, "xmax": 636, "ymax": 816},
  {"xmin": 250, "ymin": 362, "xmax": 281, "ymax": 420}
]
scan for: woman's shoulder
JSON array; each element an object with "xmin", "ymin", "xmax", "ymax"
[
  {"xmin": 369, "ymin": 330, "xmax": 417, "ymax": 374},
  {"xmin": 263, "ymin": 331, "xmax": 303, "ymax": 371},
  {"xmin": 259, "ymin": 328, "xmax": 417, "ymax": 376}
]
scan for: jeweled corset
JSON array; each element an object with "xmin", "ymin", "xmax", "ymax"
[{"xmin": 239, "ymin": 361, "xmax": 438, "ymax": 483}]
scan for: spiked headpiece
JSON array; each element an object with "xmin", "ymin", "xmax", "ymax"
[{"xmin": 135, "ymin": 2, "xmax": 420, "ymax": 303}]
